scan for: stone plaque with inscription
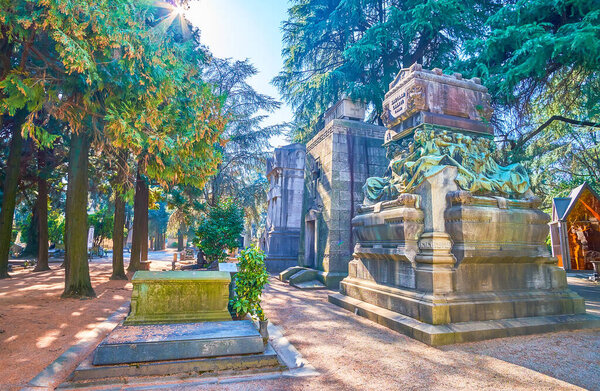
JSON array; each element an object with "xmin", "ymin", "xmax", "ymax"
[{"xmin": 382, "ymin": 63, "xmax": 493, "ymax": 139}]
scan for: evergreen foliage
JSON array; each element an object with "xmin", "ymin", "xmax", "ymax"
[
  {"xmin": 0, "ymin": 0, "xmax": 228, "ymax": 291},
  {"xmin": 275, "ymin": 0, "xmax": 600, "ymax": 204},
  {"xmin": 274, "ymin": 0, "xmax": 500, "ymax": 141},
  {"xmin": 459, "ymin": 0, "xmax": 600, "ymax": 204},
  {"xmin": 193, "ymin": 198, "xmax": 244, "ymax": 264},
  {"xmin": 204, "ymin": 58, "xmax": 284, "ymax": 230}
]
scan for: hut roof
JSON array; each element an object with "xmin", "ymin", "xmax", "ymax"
[{"xmin": 552, "ymin": 182, "xmax": 600, "ymax": 221}]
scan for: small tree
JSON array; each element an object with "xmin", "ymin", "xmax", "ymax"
[
  {"xmin": 47, "ymin": 207, "xmax": 65, "ymax": 246},
  {"xmin": 88, "ymin": 207, "xmax": 114, "ymax": 249},
  {"xmin": 231, "ymin": 245, "xmax": 269, "ymax": 320},
  {"xmin": 194, "ymin": 198, "xmax": 244, "ymax": 265}
]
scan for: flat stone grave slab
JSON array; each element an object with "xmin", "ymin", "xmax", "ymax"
[
  {"xmin": 290, "ymin": 280, "xmax": 327, "ymax": 290},
  {"xmin": 93, "ymin": 320, "xmax": 265, "ymax": 365},
  {"xmin": 125, "ymin": 271, "xmax": 231, "ymax": 325}
]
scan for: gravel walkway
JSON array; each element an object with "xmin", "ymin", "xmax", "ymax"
[
  {"xmin": 0, "ymin": 263, "xmax": 132, "ymax": 390},
  {"xmin": 190, "ymin": 277, "xmax": 599, "ymax": 391},
  {"xmin": 3, "ymin": 257, "xmax": 598, "ymax": 391}
]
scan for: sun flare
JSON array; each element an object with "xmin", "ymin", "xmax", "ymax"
[{"xmin": 173, "ymin": 5, "xmax": 185, "ymax": 16}]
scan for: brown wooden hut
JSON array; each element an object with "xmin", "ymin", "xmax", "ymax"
[{"xmin": 550, "ymin": 182, "xmax": 600, "ymax": 270}]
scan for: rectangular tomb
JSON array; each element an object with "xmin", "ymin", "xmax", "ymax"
[{"xmin": 125, "ymin": 271, "xmax": 231, "ymax": 325}]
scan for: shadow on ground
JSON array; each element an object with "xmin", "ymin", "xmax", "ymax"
[
  {"xmin": 2, "ymin": 263, "xmax": 598, "ymax": 391},
  {"xmin": 183, "ymin": 276, "xmax": 598, "ymax": 391}
]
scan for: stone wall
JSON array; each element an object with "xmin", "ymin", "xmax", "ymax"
[
  {"xmin": 263, "ymin": 143, "xmax": 306, "ymax": 272},
  {"xmin": 300, "ymin": 119, "xmax": 387, "ymax": 288}
]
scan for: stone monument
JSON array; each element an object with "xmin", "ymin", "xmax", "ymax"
[
  {"xmin": 65, "ymin": 270, "xmax": 283, "ymax": 385},
  {"xmin": 294, "ymin": 99, "xmax": 388, "ymax": 288},
  {"xmin": 125, "ymin": 271, "xmax": 232, "ymax": 325},
  {"xmin": 263, "ymin": 143, "xmax": 306, "ymax": 272},
  {"xmin": 329, "ymin": 64, "xmax": 600, "ymax": 345}
]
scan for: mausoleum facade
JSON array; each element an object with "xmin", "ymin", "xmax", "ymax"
[
  {"xmin": 328, "ymin": 64, "xmax": 600, "ymax": 344},
  {"xmin": 262, "ymin": 143, "xmax": 306, "ymax": 272},
  {"xmin": 298, "ymin": 99, "xmax": 388, "ymax": 288}
]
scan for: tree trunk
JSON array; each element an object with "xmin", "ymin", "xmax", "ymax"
[
  {"xmin": 141, "ymin": 179, "xmax": 149, "ymax": 263},
  {"xmin": 22, "ymin": 206, "xmax": 39, "ymax": 257},
  {"xmin": 128, "ymin": 166, "xmax": 142, "ymax": 272},
  {"xmin": 62, "ymin": 131, "xmax": 95, "ymax": 298},
  {"xmin": 177, "ymin": 226, "xmax": 184, "ymax": 252},
  {"xmin": 128, "ymin": 159, "xmax": 148, "ymax": 272},
  {"xmin": 0, "ymin": 109, "xmax": 27, "ymax": 278},
  {"xmin": 243, "ymin": 220, "xmax": 252, "ymax": 249},
  {"xmin": 111, "ymin": 151, "xmax": 127, "ymax": 280},
  {"xmin": 153, "ymin": 229, "xmax": 160, "ymax": 251},
  {"xmin": 34, "ymin": 147, "xmax": 50, "ymax": 272}
]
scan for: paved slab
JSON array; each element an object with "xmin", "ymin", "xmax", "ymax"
[
  {"xmin": 218, "ymin": 263, "xmax": 238, "ymax": 273},
  {"xmin": 290, "ymin": 280, "xmax": 327, "ymax": 290}
]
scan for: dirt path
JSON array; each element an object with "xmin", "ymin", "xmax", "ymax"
[
  {"xmin": 191, "ymin": 277, "xmax": 599, "ymax": 391},
  {"xmin": 1, "ymin": 264, "xmax": 598, "ymax": 391},
  {"xmin": 0, "ymin": 263, "xmax": 132, "ymax": 391}
]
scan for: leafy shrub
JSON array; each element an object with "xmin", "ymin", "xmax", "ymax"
[
  {"xmin": 88, "ymin": 206, "xmax": 114, "ymax": 247},
  {"xmin": 48, "ymin": 207, "xmax": 65, "ymax": 244},
  {"xmin": 231, "ymin": 245, "xmax": 269, "ymax": 320},
  {"xmin": 194, "ymin": 198, "xmax": 244, "ymax": 263}
]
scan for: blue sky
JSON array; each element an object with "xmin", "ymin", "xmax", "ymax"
[{"xmin": 186, "ymin": 0, "xmax": 293, "ymax": 147}]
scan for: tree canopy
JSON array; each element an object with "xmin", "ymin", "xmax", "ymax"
[
  {"xmin": 459, "ymin": 0, "xmax": 600, "ymax": 202},
  {"xmin": 0, "ymin": 0, "xmax": 229, "ymax": 295},
  {"xmin": 274, "ymin": 0, "xmax": 600, "ymax": 204},
  {"xmin": 274, "ymin": 0, "xmax": 500, "ymax": 141}
]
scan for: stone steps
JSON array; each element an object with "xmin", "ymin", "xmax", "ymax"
[
  {"xmin": 279, "ymin": 266, "xmax": 308, "ymax": 282},
  {"xmin": 63, "ymin": 344, "xmax": 282, "ymax": 387},
  {"xmin": 329, "ymin": 292, "xmax": 600, "ymax": 346}
]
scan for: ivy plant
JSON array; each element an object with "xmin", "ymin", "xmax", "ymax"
[{"xmin": 231, "ymin": 245, "xmax": 269, "ymax": 321}]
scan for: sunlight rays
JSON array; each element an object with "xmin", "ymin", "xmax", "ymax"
[{"xmin": 152, "ymin": 1, "xmax": 192, "ymax": 40}]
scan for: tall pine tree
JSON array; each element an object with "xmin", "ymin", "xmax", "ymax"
[{"xmin": 274, "ymin": 0, "xmax": 500, "ymax": 141}]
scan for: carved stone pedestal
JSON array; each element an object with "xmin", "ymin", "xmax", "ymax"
[
  {"xmin": 330, "ymin": 167, "xmax": 598, "ymax": 345},
  {"xmin": 329, "ymin": 64, "xmax": 600, "ymax": 344}
]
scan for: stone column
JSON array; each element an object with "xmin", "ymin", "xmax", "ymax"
[{"xmin": 413, "ymin": 167, "xmax": 457, "ymax": 299}]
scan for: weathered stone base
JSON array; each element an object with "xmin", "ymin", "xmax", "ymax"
[
  {"xmin": 125, "ymin": 271, "xmax": 232, "ymax": 325},
  {"xmin": 340, "ymin": 277, "xmax": 586, "ymax": 324},
  {"xmin": 279, "ymin": 267, "xmax": 345, "ymax": 290},
  {"xmin": 328, "ymin": 293, "xmax": 600, "ymax": 346},
  {"xmin": 316, "ymin": 271, "xmax": 347, "ymax": 290},
  {"xmin": 65, "ymin": 344, "xmax": 282, "ymax": 386},
  {"xmin": 93, "ymin": 320, "xmax": 265, "ymax": 365}
]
